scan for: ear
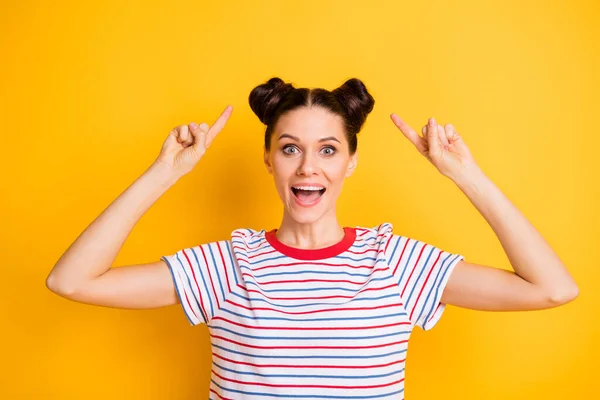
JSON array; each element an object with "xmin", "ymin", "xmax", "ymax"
[
  {"xmin": 345, "ymin": 151, "xmax": 358, "ymax": 177},
  {"xmin": 263, "ymin": 148, "xmax": 273, "ymax": 175}
]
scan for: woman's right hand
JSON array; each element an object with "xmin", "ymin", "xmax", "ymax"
[{"xmin": 154, "ymin": 104, "xmax": 233, "ymax": 178}]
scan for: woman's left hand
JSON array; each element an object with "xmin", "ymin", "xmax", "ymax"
[{"xmin": 390, "ymin": 114, "xmax": 478, "ymax": 180}]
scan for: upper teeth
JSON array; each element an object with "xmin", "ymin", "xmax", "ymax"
[{"xmin": 293, "ymin": 186, "xmax": 322, "ymax": 191}]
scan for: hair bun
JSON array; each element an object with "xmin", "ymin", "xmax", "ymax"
[
  {"xmin": 249, "ymin": 77, "xmax": 296, "ymax": 125},
  {"xmin": 332, "ymin": 78, "xmax": 375, "ymax": 134}
]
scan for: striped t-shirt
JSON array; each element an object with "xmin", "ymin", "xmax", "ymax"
[{"xmin": 161, "ymin": 222, "xmax": 464, "ymax": 399}]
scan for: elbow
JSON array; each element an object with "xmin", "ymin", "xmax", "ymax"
[
  {"xmin": 46, "ymin": 272, "xmax": 77, "ymax": 297},
  {"xmin": 548, "ymin": 284, "xmax": 580, "ymax": 306}
]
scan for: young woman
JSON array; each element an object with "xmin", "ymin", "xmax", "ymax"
[{"xmin": 46, "ymin": 77, "xmax": 579, "ymax": 399}]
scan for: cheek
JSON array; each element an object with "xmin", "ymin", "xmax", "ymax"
[
  {"xmin": 273, "ymin": 155, "xmax": 294, "ymax": 174},
  {"xmin": 323, "ymin": 163, "xmax": 349, "ymax": 186},
  {"xmin": 271, "ymin": 156, "xmax": 296, "ymax": 189}
]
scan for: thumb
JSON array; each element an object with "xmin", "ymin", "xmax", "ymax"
[
  {"xmin": 426, "ymin": 117, "xmax": 443, "ymax": 158},
  {"xmin": 189, "ymin": 122, "xmax": 210, "ymax": 153}
]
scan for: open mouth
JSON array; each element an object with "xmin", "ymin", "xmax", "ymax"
[{"xmin": 291, "ymin": 186, "xmax": 326, "ymax": 204}]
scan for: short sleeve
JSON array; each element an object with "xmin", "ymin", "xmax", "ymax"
[
  {"xmin": 381, "ymin": 226, "xmax": 464, "ymax": 331},
  {"xmin": 161, "ymin": 239, "xmax": 236, "ymax": 326}
]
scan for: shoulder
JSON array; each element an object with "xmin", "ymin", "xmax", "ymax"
[
  {"xmin": 354, "ymin": 222, "xmax": 394, "ymax": 241},
  {"xmin": 230, "ymin": 227, "xmax": 270, "ymax": 252},
  {"xmin": 350, "ymin": 222, "xmax": 396, "ymax": 253},
  {"xmin": 231, "ymin": 227, "xmax": 267, "ymax": 241}
]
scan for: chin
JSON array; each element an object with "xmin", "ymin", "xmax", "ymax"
[
  {"xmin": 285, "ymin": 197, "xmax": 332, "ymax": 225},
  {"xmin": 286, "ymin": 209, "xmax": 326, "ymax": 225}
]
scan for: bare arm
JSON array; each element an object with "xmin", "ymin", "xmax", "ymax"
[
  {"xmin": 441, "ymin": 166, "xmax": 578, "ymax": 309},
  {"xmin": 46, "ymin": 105, "xmax": 234, "ymax": 309},
  {"xmin": 391, "ymin": 114, "xmax": 578, "ymax": 311},
  {"xmin": 46, "ymin": 162, "xmax": 180, "ymax": 308}
]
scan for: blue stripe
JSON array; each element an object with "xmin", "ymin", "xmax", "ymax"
[
  {"xmin": 248, "ymin": 237, "xmax": 266, "ymax": 246},
  {"xmin": 189, "ymin": 247, "xmax": 215, "ymax": 318},
  {"xmin": 211, "ymin": 343, "xmax": 406, "ymax": 359},
  {"xmin": 220, "ymin": 307, "xmax": 407, "ymax": 323},
  {"xmin": 225, "ymin": 240, "xmax": 239, "ymax": 285},
  {"xmin": 209, "ymin": 325, "xmax": 411, "ymax": 341},
  {"xmin": 386, "ymin": 235, "xmax": 401, "ymax": 265},
  {"xmin": 161, "ymin": 256, "xmax": 198, "ymax": 325},
  {"xmin": 253, "ymin": 268, "xmax": 386, "ymax": 280},
  {"xmin": 212, "ymin": 360, "xmax": 405, "ymax": 380},
  {"xmin": 173, "ymin": 253, "xmax": 207, "ymax": 323},
  {"xmin": 231, "ymin": 291, "xmax": 400, "ymax": 308},
  {"xmin": 332, "ymin": 255, "xmax": 378, "ymax": 262},
  {"xmin": 405, "ymin": 245, "xmax": 436, "ymax": 309},
  {"xmin": 421, "ymin": 254, "xmax": 463, "ymax": 325},
  {"xmin": 414, "ymin": 252, "xmax": 452, "ymax": 325},
  {"xmin": 244, "ymin": 254, "xmax": 289, "ymax": 264},
  {"xmin": 211, "ymin": 379, "xmax": 404, "ymax": 399},
  {"xmin": 242, "ymin": 276, "xmax": 394, "ymax": 293},
  {"xmin": 207, "ymin": 242, "xmax": 226, "ymax": 301},
  {"xmin": 349, "ymin": 241, "xmax": 384, "ymax": 249},
  {"xmin": 417, "ymin": 252, "xmax": 452, "ymax": 321},
  {"xmin": 396, "ymin": 239, "xmax": 419, "ymax": 290},
  {"xmin": 232, "ymin": 238, "xmax": 271, "ymax": 255},
  {"xmin": 238, "ymin": 259, "xmax": 386, "ymax": 275}
]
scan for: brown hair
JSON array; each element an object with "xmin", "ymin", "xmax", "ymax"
[{"xmin": 248, "ymin": 77, "xmax": 375, "ymax": 154}]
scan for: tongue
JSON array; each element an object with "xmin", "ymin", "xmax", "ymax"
[{"xmin": 296, "ymin": 189, "xmax": 321, "ymax": 202}]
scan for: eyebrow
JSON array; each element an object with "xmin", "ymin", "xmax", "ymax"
[{"xmin": 278, "ymin": 133, "xmax": 341, "ymax": 143}]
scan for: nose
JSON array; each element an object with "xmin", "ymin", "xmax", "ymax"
[{"xmin": 296, "ymin": 152, "xmax": 319, "ymax": 176}]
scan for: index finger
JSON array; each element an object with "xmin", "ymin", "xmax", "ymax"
[
  {"xmin": 390, "ymin": 113, "xmax": 427, "ymax": 154},
  {"xmin": 207, "ymin": 105, "xmax": 234, "ymax": 144}
]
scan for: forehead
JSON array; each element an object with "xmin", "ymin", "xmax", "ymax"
[{"xmin": 275, "ymin": 107, "xmax": 345, "ymax": 140}]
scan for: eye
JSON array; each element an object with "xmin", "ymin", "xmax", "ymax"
[
  {"xmin": 282, "ymin": 144, "xmax": 299, "ymax": 155},
  {"xmin": 320, "ymin": 146, "xmax": 336, "ymax": 156}
]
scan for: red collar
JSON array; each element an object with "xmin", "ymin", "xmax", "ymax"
[{"xmin": 265, "ymin": 227, "xmax": 356, "ymax": 260}]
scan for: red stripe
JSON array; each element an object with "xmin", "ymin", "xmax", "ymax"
[
  {"xmin": 409, "ymin": 250, "xmax": 443, "ymax": 322},
  {"xmin": 232, "ymin": 242, "xmax": 271, "ymax": 254},
  {"xmin": 247, "ymin": 261, "xmax": 379, "ymax": 273},
  {"xmin": 212, "ymin": 316, "xmax": 411, "ymax": 330},
  {"xmin": 428, "ymin": 303, "xmax": 442, "ymax": 323},
  {"xmin": 243, "ymin": 283, "xmax": 397, "ymax": 301},
  {"xmin": 400, "ymin": 243, "xmax": 426, "ymax": 298},
  {"xmin": 201, "ymin": 245, "xmax": 220, "ymax": 310},
  {"xmin": 356, "ymin": 228, "xmax": 370, "ymax": 237},
  {"xmin": 209, "ymin": 388, "xmax": 232, "ymax": 400},
  {"xmin": 217, "ymin": 241, "xmax": 231, "ymax": 293},
  {"xmin": 225, "ymin": 299, "xmax": 406, "ymax": 316},
  {"xmin": 232, "ymin": 236, "xmax": 267, "ymax": 250},
  {"xmin": 346, "ymin": 247, "xmax": 379, "ymax": 255},
  {"xmin": 180, "ymin": 276, "xmax": 198, "ymax": 322},
  {"xmin": 392, "ymin": 238, "xmax": 410, "ymax": 276},
  {"xmin": 212, "ymin": 368, "xmax": 404, "ymax": 390},
  {"xmin": 384, "ymin": 233, "xmax": 393, "ymax": 253},
  {"xmin": 214, "ymin": 352, "xmax": 406, "ymax": 369},
  {"xmin": 182, "ymin": 249, "xmax": 207, "ymax": 322},
  {"xmin": 212, "ymin": 334, "xmax": 408, "ymax": 350},
  {"xmin": 241, "ymin": 274, "xmax": 389, "ymax": 286},
  {"xmin": 246, "ymin": 248, "xmax": 278, "ymax": 259}
]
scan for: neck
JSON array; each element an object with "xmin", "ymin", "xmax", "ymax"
[{"xmin": 276, "ymin": 209, "xmax": 345, "ymax": 249}]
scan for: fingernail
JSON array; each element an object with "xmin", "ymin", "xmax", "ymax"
[
  {"xmin": 429, "ymin": 117, "xmax": 436, "ymax": 126},
  {"xmin": 189, "ymin": 122, "xmax": 198, "ymax": 129}
]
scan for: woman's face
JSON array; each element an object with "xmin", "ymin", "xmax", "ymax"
[{"xmin": 264, "ymin": 106, "xmax": 358, "ymax": 225}]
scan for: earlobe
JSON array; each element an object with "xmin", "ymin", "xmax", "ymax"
[
  {"xmin": 346, "ymin": 153, "xmax": 358, "ymax": 177},
  {"xmin": 346, "ymin": 163, "xmax": 356, "ymax": 177},
  {"xmin": 263, "ymin": 149, "xmax": 273, "ymax": 175}
]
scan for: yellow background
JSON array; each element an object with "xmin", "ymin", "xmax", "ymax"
[{"xmin": 1, "ymin": 0, "xmax": 598, "ymax": 398}]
